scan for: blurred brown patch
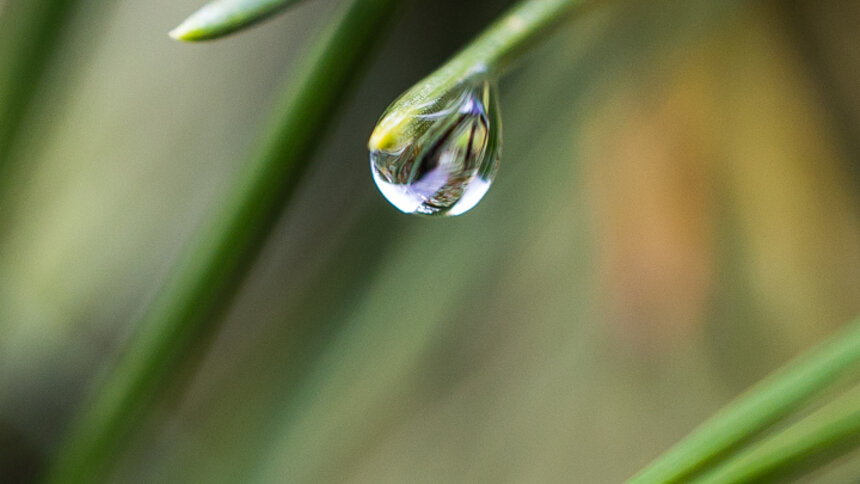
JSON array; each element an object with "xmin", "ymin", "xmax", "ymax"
[{"xmin": 584, "ymin": 56, "xmax": 719, "ymax": 350}]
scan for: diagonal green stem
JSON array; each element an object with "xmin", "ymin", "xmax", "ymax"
[
  {"xmin": 628, "ymin": 317, "xmax": 860, "ymax": 484},
  {"xmin": 369, "ymin": 0, "xmax": 594, "ymax": 153},
  {"xmin": 434, "ymin": 0, "xmax": 587, "ymax": 77},
  {"xmin": 44, "ymin": 0, "xmax": 403, "ymax": 481},
  {"xmin": 692, "ymin": 384, "xmax": 860, "ymax": 483},
  {"xmin": 420, "ymin": 0, "xmax": 591, "ymax": 88},
  {"xmin": 170, "ymin": 0, "xmax": 313, "ymax": 42},
  {"xmin": 0, "ymin": 0, "xmax": 82, "ymax": 174}
]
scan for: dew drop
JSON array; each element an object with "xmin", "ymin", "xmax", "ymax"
[{"xmin": 369, "ymin": 79, "xmax": 501, "ymax": 216}]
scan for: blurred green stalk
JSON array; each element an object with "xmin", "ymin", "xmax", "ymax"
[
  {"xmin": 44, "ymin": 0, "xmax": 403, "ymax": 481},
  {"xmin": 693, "ymin": 384, "xmax": 860, "ymax": 483},
  {"xmin": 629, "ymin": 317, "xmax": 860, "ymax": 484},
  {"xmin": 0, "ymin": 0, "xmax": 81, "ymax": 174}
]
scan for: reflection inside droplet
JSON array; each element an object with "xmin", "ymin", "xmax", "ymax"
[{"xmin": 368, "ymin": 79, "xmax": 502, "ymax": 216}]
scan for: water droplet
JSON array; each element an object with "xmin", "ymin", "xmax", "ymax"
[{"xmin": 369, "ymin": 79, "xmax": 501, "ymax": 216}]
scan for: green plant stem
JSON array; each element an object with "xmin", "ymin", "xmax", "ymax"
[
  {"xmin": 170, "ymin": 0, "xmax": 312, "ymax": 42},
  {"xmin": 693, "ymin": 384, "xmax": 860, "ymax": 483},
  {"xmin": 44, "ymin": 0, "xmax": 403, "ymax": 481},
  {"xmin": 423, "ymin": 0, "xmax": 588, "ymax": 88},
  {"xmin": 628, "ymin": 317, "xmax": 860, "ymax": 484},
  {"xmin": 369, "ymin": 0, "xmax": 592, "ymax": 151},
  {"xmin": 0, "ymin": 0, "xmax": 81, "ymax": 173}
]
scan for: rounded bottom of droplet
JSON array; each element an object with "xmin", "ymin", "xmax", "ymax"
[{"xmin": 371, "ymin": 169, "xmax": 492, "ymax": 217}]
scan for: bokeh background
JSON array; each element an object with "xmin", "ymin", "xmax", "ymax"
[{"xmin": 1, "ymin": 0, "xmax": 859, "ymax": 482}]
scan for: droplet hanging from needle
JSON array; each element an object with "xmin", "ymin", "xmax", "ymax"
[{"xmin": 369, "ymin": 79, "xmax": 502, "ymax": 216}]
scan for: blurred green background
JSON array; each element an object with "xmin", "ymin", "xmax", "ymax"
[{"xmin": 0, "ymin": 0, "xmax": 858, "ymax": 482}]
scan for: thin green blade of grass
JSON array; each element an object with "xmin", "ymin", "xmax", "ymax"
[
  {"xmin": 43, "ymin": 0, "xmax": 404, "ymax": 481},
  {"xmin": 170, "ymin": 0, "xmax": 312, "ymax": 41},
  {"xmin": 692, "ymin": 384, "xmax": 860, "ymax": 483},
  {"xmin": 628, "ymin": 316, "xmax": 860, "ymax": 484}
]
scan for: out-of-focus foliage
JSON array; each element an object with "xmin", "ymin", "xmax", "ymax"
[{"xmin": 0, "ymin": 0, "xmax": 858, "ymax": 482}]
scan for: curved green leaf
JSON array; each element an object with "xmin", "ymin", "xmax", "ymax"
[{"xmin": 170, "ymin": 0, "xmax": 311, "ymax": 41}]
